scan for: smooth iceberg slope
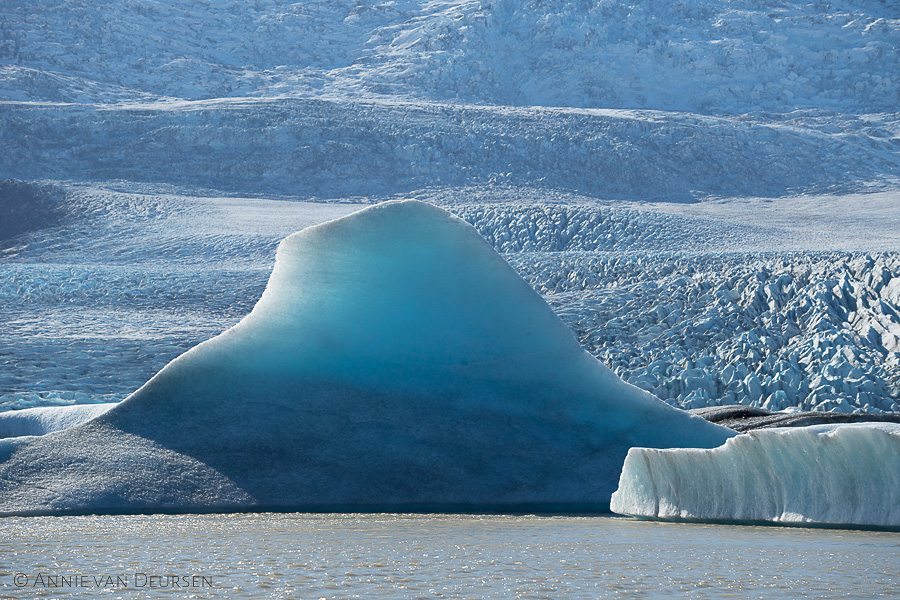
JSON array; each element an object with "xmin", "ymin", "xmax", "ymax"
[
  {"xmin": 0, "ymin": 200, "xmax": 733, "ymax": 515},
  {"xmin": 611, "ymin": 424, "xmax": 900, "ymax": 528}
]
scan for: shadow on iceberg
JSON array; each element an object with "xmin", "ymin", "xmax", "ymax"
[{"xmin": 0, "ymin": 200, "xmax": 734, "ymax": 516}]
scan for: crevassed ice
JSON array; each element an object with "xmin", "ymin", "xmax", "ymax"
[{"xmin": 610, "ymin": 423, "xmax": 900, "ymax": 528}]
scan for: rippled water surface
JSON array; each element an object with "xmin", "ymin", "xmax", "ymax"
[{"xmin": 1, "ymin": 513, "xmax": 898, "ymax": 599}]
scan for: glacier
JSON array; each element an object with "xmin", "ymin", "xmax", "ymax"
[
  {"xmin": 610, "ymin": 423, "xmax": 900, "ymax": 528},
  {"xmin": 4, "ymin": 0, "xmax": 896, "ymax": 114},
  {"xmin": 0, "ymin": 200, "xmax": 733, "ymax": 516}
]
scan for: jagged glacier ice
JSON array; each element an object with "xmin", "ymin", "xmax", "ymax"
[
  {"xmin": 610, "ymin": 423, "xmax": 900, "ymax": 528},
  {"xmin": 5, "ymin": 0, "xmax": 897, "ymax": 114},
  {"xmin": 0, "ymin": 200, "xmax": 733, "ymax": 515}
]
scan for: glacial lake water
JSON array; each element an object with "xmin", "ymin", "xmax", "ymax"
[{"xmin": 1, "ymin": 513, "xmax": 897, "ymax": 599}]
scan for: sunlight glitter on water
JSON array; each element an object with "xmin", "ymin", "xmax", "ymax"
[{"xmin": 2, "ymin": 513, "xmax": 898, "ymax": 599}]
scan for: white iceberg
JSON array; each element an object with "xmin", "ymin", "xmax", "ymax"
[
  {"xmin": 0, "ymin": 201, "xmax": 732, "ymax": 515},
  {"xmin": 611, "ymin": 423, "xmax": 900, "ymax": 528}
]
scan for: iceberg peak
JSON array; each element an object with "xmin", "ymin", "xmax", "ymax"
[{"xmin": 202, "ymin": 199, "xmax": 589, "ymax": 396}]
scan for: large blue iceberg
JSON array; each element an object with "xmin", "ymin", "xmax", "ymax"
[{"xmin": 0, "ymin": 201, "xmax": 733, "ymax": 515}]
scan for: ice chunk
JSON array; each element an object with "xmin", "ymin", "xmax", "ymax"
[
  {"xmin": 0, "ymin": 201, "xmax": 733, "ymax": 516},
  {"xmin": 611, "ymin": 423, "xmax": 900, "ymax": 528},
  {"xmin": 0, "ymin": 404, "xmax": 116, "ymax": 439}
]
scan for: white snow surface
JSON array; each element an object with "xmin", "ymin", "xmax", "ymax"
[
  {"xmin": 2, "ymin": 1, "xmax": 898, "ymax": 201},
  {"xmin": 2, "ymin": 0, "xmax": 897, "ymax": 114},
  {"xmin": 610, "ymin": 423, "xmax": 900, "ymax": 528},
  {"xmin": 0, "ymin": 201, "xmax": 733, "ymax": 515},
  {"xmin": 0, "ymin": 404, "xmax": 115, "ymax": 439}
]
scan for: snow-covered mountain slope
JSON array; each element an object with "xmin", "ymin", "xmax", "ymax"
[
  {"xmin": 2, "ymin": 99, "xmax": 897, "ymax": 201},
  {"xmin": 2, "ymin": 0, "xmax": 897, "ymax": 113},
  {"xmin": 3, "ymin": 1, "xmax": 897, "ymax": 204}
]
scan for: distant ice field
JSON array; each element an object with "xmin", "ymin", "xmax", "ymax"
[
  {"xmin": 2, "ymin": 99, "xmax": 897, "ymax": 202},
  {"xmin": 3, "ymin": 0, "xmax": 897, "ymax": 115},
  {"xmin": 2, "ymin": 182, "xmax": 900, "ymax": 415}
]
